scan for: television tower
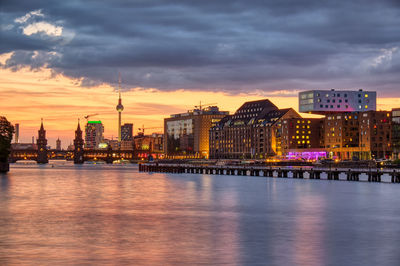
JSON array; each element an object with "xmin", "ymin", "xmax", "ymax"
[{"xmin": 116, "ymin": 73, "xmax": 124, "ymax": 142}]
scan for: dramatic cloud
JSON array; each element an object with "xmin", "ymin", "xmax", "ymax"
[{"xmin": 1, "ymin": 0, "xmax": 400, "ymax": 96}]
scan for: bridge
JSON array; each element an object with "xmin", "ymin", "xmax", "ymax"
[
  {"xmin": 9, "ymin": 149, "xmax": 73, "ymax": 163},
  {"xmin": 9, "ymin": 121, "xmax": 162, "ymax": 164}
]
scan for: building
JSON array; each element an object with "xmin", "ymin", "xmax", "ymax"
[
  {"xmin": 107, "ymin": 139, "xmax": 120, "ymax": 150},
  {"xmin": 324, "ymin": 112, "xmax": 360, "ymax": 159},
  {"xmin": 392, "ymin": 108, "xmax": 400, "ymax": 159},
  {"xmin": 56, "ymin": 138, "xmax": 61, "ymax": 151},
  {"xmin": 67, "ymin": 143, "xmax": 74, "ymax": 151},
  {"xmin": 322, "ymin": 111, "xmax": 392, "ymax": 160},
  {"xmin": 121, "ymin": 123, "xmax": 133, "ymax": 141},
  {"xmin": 85, "ymin": 121, "xmax": 104, "ymax": 149},
  {"xmin": 73, "ymin": 122, "xmax": 84, "ymax": 164},
  {"xmin": 120, "ymin": 140, "xmax": 134, "ymax": 151},
  {"xmin": 281, "ymin": 117, "xmax": 325, "ymax": 159},
  {"xmin": 299, "ymin": 89, "xmax": 376, "ymax": 114},
  {"xmin": 165, "ymin": 106, "xmax": 229, "ymax": 158},
  {"xmin": 14, "ymin": 123, "xmax": 19, "ymax": 143},
  {"xmin": 209, "ymin": 99, "xmax": 301, "ymax": 159},
  {"xmin": 359, "ymin": 111, "xmax": 392, "ymax": 159},
  {"xmin": 37, "ymin": 119, "xmax": 48, "ymax": 164},
  {"xmin": 134, "ymin": 132, "xmax": 164, "ymax": 152}
]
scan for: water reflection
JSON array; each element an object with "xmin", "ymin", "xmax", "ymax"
[
  {"xmin": 293, "ymin": 193, "xmax": 326, "ymax": 266},
  {"xmin": 1, "ymin": 165, "xmax": 400, "ymax": 265}
]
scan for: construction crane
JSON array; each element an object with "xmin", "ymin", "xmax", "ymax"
[
  {"xmin": 194, "ymin": 101, "xmax": 217, "ymax": 111},
  {"xmin": 84, "ymin": 113, "xmax": 99, "ymax": 122},
  {"xmin": 137, "ymin": 125, "xmax": 163, "ymax": 134}
]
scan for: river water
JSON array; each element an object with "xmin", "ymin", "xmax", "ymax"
[{"xmin": 1, "ymin": 162, "xmax": 400, "ymax": 265}]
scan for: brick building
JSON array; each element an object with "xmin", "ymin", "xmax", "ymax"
[
  {"xmin": 281, "ymin": 117, "xmax": 324, "ymax": 158},
  {"xmin": 359, "ymin": 111, "xmax": 392, "ymax": 159},
  {"xmin": 209, "ymin": 99, "xmax": 300, "ymax": 159}
]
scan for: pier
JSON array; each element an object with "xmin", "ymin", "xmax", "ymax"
[{"xmin": 139, "ymin": 163, "xmax": 400, "ymax": 183}]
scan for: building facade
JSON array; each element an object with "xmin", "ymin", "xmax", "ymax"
[
  {"xmin": 280, "ymin": 117, "xmax": 325, "ymax": 159},
  {"xmin": 14, "ymin": 123, "xmax": 19, "ymax": 143},
  {"xmin": 299, "ymin": 89, "xmax": 376, "ymax": 114},
  {"xmin": 209, "ymin": 99, "xmax": 301, "ymax": 159},
  {"xmin": 359, "ymin": 111, "xmax": 392, "ymax": 159},
  {"xmin": 121, "ymin": 123, "xmax": 133, "ymax": 141},
  {"xmin": 165, "ymin": 106, "xmax": 229, "ymax": 158},
  {"xmin": 134, "ymin": 133, "xmax": 164, "ymax": 153},
  {"xmin": 85, "ymin": 121, "xmax": 104, "ymax": 149},
  {"xmin": 392, "ymin": 108, "xmax": 400, "ymax": 159},
  {"xmin": 322, "ymin": 111, "xmax": 392, "ymax": 160}
]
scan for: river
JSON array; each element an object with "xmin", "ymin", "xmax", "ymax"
[{"xmin": 1, "ymin": 162, "xmax": 399, "ymax": 265}]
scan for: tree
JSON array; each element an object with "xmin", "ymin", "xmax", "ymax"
[{"xmin": 0, "ymin": 116, "xmax": 14, "ymax": 163}]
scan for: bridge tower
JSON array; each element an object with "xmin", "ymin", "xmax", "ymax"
[
  {"xmin": 37, "ymin": 119, "xmax": 48, "ymax": 164},
  {"xmin": 74, "ymin": 120, "xmax": 84, "ymax": 164}
]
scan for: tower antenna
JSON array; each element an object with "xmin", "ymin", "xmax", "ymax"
[
  {"xmin": 116, "ymin": 72, "xmax": 124, "ymax": 144},
  {"xmin": 118, "ymin": 72, "xmax": 121, "ymax": 100}
]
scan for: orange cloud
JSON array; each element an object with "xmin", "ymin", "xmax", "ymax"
[{"xmin": 1, "ymin": 67, "xmax": 399, "ymax": 148}]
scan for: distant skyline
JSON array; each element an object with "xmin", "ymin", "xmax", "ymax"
[{"xmin": 1, "ymin": 0, "xmax": 400, "ymax": 148}]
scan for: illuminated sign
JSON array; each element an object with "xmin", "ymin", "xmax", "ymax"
[{"xmin": 88, "ymin": 121, "xmax": 102, "ymax": 124}]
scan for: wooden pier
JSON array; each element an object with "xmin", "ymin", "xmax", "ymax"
[{"xmin": 139, "ymin": 163, "xmax": 400, "ymax": 183}]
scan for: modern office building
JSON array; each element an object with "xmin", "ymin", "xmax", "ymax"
[
  {"xmin": 85, "ymin": 121, "xmax": 104, "ymax": 149},
  {"xmin": 209, "ymin": 99, "xmax": 301, "ymax": 159},
  {"xmin": 121, "ymin": 123, "xmax": 133, "ymax": 141},
  {"xmin": 165, "ymin": 106, "xmax": 229, "ymax": 158},
  {"xmin": 392, "ymin": 108, "xmax": 400, "ymax": 159},
  {"xmin": 299, "ymin": 89, "xmax": 376, "ymax": 114}
]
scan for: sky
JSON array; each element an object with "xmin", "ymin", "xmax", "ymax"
[{"xmin": 1, "ymin": 0, "xmax": 400, "ymax": 148}]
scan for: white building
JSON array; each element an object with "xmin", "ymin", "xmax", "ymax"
[{"xmin": 299, "ymin": 89, "xmax": 376, "ymax": 114}]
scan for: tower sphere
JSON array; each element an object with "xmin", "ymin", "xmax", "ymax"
[{"xmin": 116, "ymin": 104, "xmax": 124, "ymax": 112}]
